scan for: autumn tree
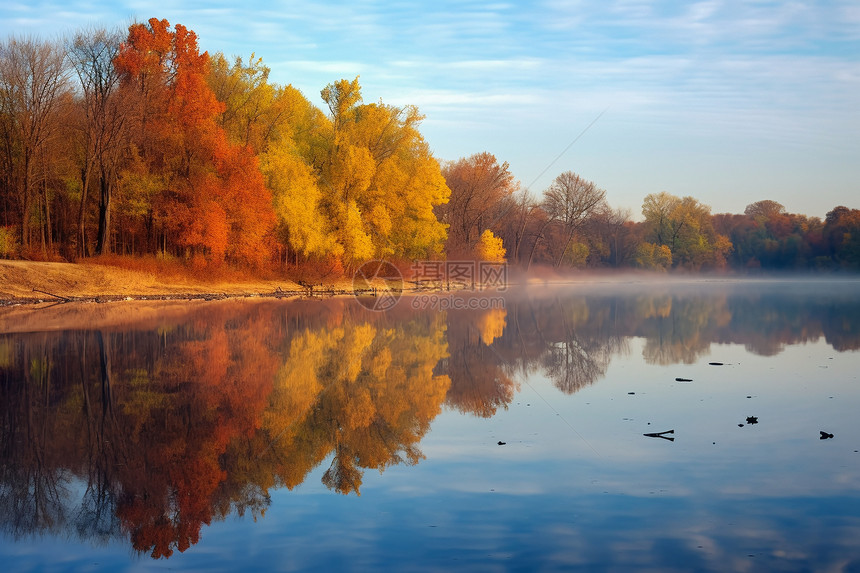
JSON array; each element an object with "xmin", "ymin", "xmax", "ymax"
[
  {"xmin": 473, "ymin": 229, "xmax": 504, "ymax": 262},
  {"xmin": 439, "ymin": 152, "xmax": 517, "ymax": 258},
  {"xmin": 207, "ymin": 53, "xmax": 327, "ymax": 157},
  {"xmin": 603, "ymin": 206, "xmax": 633, "ymax": 267},
  {"xmin": 745, "ymin": 199, "xmax": 786, "ymax": 220},
  {"xmin": 311, "ymin": 77, "xmax": 449, "ymax": 268},
  {"xmin": 824, "ymin": 206, "xmax": 860, "ymax": 269},
  {"xmin": 495, "ymin": 187, "xmax": 541, "ymax": 265},
  {"xmin": 541, "ymin": 171, "xmax": 608, "ymax": 268},
  {"xmin": 114, "ymin": 18, "xmax": 275, "ymax": 264},
  {"xmin": 642, "ymin": 191, "xmax": 732, "ymax": 269}
]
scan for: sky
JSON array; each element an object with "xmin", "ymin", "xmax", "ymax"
[{"xmin": 1, "ymin": 0, "xmax": 858, "ymax": 219}]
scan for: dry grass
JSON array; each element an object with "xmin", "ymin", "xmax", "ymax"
[{"xmin": 0, "ymin": 257, "xmax": 345, "ymax": 301}]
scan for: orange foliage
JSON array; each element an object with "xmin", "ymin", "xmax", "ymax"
[{"xmin": 114, "ymin": 18, "xmax": 275, "ymax": 266}]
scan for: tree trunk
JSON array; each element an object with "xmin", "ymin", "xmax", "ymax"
[
  {"xmin": 554, "ymin": 231, "xmax": 575, "ymax": 269},
  {"xmin": 526, "ymin": 219, "xmax": 553, "ymax": 270},
  {"xmin": 42, "ymin": 181, "xmax": 52, "ymax": 255},
  {"xmin": 77, "ymin": 164, "xmax": 93, "ymax": 258},
  {"xmin": 95, "ymin": 170, "xmax": 111, "ymax": 255},
  {"xmin": 19, "ymin": 186, "xmax": 32, "ymax": 251}
]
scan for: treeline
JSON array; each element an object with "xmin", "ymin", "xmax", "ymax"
[
  {"xmin": 443, "ymin": 154, "xmax": 860, "ymax": 271},
  {"xmin": 0, "ymin": 18, "xmax": 448, "ymax": 270},
  {"xmin": 1, "ymin": 18, "xmax": 857, "ymax": 272}
]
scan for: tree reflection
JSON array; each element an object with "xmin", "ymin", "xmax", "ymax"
[
  {"xmin": 262, "ymin": 312, "xmax": 450, "ymax": 496},
  {"xmin": 443, "ymin": 307, "xmax": 518, "ymax": 417},
  {"xmin": 460, "ymin": 297, "xmax": 626, "ymax": 394},
  {"xmin": 1, "ymin": 281, "xmax": 860, "ymax": 559},
  {"xmin": 0, "ymin": 300, "xmax": 449, "ymax": 558}
]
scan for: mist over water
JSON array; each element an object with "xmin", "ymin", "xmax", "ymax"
[{"xmin": 1, "ymin": 277, "xmax": 859, "ymax": 571}]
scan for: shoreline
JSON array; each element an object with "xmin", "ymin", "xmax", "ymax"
[
  {"xmin": 0, "ymin": 259, "xmax": 469, "ymax": 308},
  {"xmin": 3, "ymin": 259, "xmax": 858, "ymax": 308}
]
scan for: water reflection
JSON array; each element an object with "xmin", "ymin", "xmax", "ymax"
[
  {"xmin": 1, "ymin": 279, "xmax": 859, "ymax": 562},
  {"xmin": 0, "ymin": 301, "xmax": 448, "ymax": 558}
]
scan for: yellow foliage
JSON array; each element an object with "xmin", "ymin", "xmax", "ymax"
[
  {"xmin": 263, "ymin": 312, "xmax": 450, "ymax": 495},
  {"xmin": 261, "ymin": 146, "xmax": 339, "ymax": 257},
  {"xmin": 328, "ymin": 142, "xmax": 376, "ymax": 202},
  {"xmin": 341, "ymin": 201, "xmax": 375, "ymax": 267},
  {"xmin": 314, "ymin": 79, "xmax": 450, "ymax": 262},
  {"xmin": 476, "ymin": 308, "xmax": 507, "ymax": 346},
  {"xmin": 476, "ymin": 229, "xmax": 506, "ymax": 262},
  {"xmin": 634, "ymin": 242, "xmax": 672, "ymax": 270},
  {"xmin": 563, "ymin": 242, "xmax": 589, "ymax": 268}
]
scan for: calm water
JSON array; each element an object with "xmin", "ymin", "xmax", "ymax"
[{"xmin": 1, "ymin": 278, "xmax": 859, "ymax": 572}]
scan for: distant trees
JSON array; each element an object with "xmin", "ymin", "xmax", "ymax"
[
  {"xmin": 641, "ymin": 192, "xmax": 732, "ymax": 270},
  {"xmin": 541, "ymin": 171, "xmax": 607, "ymax": 267},
  {"xmin": 0, "ymin": 20, "xmax": 856, "ymax": 274},
  {"xmin": 715, "ymin": 199, "xmax": 835, "ymax": 270},
  {"xmin": 745, "ymin": 199, "xmax": 786, "ymax": 220},
  {"xmin": 823, "ymin": 206, "xmax": 860, "ymax": 269}
]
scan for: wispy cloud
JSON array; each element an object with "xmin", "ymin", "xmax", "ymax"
[{"xmin": 1, "ymin": 0, "xmax": 857, "ymax": 215}]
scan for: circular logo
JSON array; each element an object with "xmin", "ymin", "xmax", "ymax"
[{"xmin": 352, "ymin": 260, "xmax": 404, "ymax": 311}]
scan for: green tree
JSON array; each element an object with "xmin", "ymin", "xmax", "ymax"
[{"xmin": 642, "ymin": 192, "xmax": 731, "ymax": 269}]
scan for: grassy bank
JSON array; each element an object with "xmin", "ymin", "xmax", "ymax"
[{"xmin": 0, "ymin": 259, "xmax": 353, "ymax": 304}]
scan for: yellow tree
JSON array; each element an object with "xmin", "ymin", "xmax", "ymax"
[
  {"xmin": 261, "ymin": 144, "xmax": 338, "ymax": 259},
  {"xmin": 318, "ymin": 77, "xmax": 449, "ymax": 267},
  {"xmin": 476, "ymin": 229, "xmax": 506, "ymax": 262}
]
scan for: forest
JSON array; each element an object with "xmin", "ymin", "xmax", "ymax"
[{"xmin": 1, "ymin": 18, "xmax": 858, "ymax": 274}]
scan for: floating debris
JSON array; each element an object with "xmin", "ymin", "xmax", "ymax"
[
  {"xmin": 643, "ymin": 429, "xmax": 675, "ymax": 442},
  {"xmin": 675, "ymin": 377, "xmax": 693, "ymax": 382},
  {"xmin": 819, "ymin": 431, "xmax": 834, "ymax": 440},
  {"xmin": 746, "ymin": 416, "xmax": 758, "ymax": 424}
]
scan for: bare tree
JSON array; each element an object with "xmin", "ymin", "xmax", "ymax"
[
  {"xmin": 604, "ymin": 206, "xmax": 632, "ymax": 267},
  {"xmin": 0, "ymin": 36, "xmax": 71, "ymax": 252},
  {"xmin": 496, "ymin": 187, "xmax": 541, "ymax": 264},
  {"xmin": 68, "ymin": 27, "xmax": 127, "ymax": 256},
  {"xmin": 541, "ymin": 171, "xmax": 607, "ymax": 268}
]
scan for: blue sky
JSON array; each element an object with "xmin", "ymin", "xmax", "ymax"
[{"xmin": 2, "ymin": 0, "xmax": 858, "ymax": 218}]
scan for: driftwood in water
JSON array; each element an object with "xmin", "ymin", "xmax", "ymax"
[{"xmin": 643, "ymin": 429, "xmax": 675, "ymax": 442}]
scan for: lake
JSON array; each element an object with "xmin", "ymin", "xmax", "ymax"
[{"xmin": 1, "ymin": 278, "xmax": 859, "ymax": 571}]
